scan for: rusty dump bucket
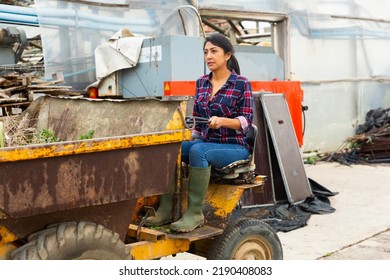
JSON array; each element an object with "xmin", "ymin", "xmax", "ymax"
[{"xmin": 0, "ymin": 96, "xmax": 190, "ymax": 241}]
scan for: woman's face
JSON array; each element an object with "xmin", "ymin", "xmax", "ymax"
[{"xmin": 204, "ymin": 41, "xmax": 231, "ymax": 72}]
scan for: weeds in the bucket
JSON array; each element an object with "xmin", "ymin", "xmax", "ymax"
[
  {"xmin": 37, "ymin": 128, "xmax": 61, "ymax": 143},
  {"xmin": 78, "ymin": 129, "xmax": 95, "ymax": 140},
  {"xmin": 1, "ymin": 114, "xmax": 95, "ymax": 147},
  {"xmin": 1, "ymin": 113, "xmax": 61, "ymax": 146}
]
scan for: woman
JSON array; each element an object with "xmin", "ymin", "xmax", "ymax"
[{"xmin": 146, "ymin": 33, "xmax": 254, "ymax": 232}]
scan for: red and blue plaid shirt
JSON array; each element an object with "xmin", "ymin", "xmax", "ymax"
[{"xmin": 192, "ymin": 71, "xmax": 254, "ymax": 151}]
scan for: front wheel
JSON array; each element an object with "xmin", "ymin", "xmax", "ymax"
[
  {"xmin": 11, "ymin": 221, "xmax": 131, "ymax": 260},
  {"xmin": 208, "ymin": 218, "xmax": 283, "ymax": 260}
]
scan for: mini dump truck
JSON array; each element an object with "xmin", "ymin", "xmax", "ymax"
[{"xmin": 0, "ymin": 95, "xmax": 283, "ymax": 260}]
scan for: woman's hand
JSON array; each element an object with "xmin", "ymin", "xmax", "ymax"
[
  {"xmin": 208, "ymin": 116, "xmax": 242, "ymax": 130},
  {"xmin": 208, "ymin": 116, "xmax": 223, "ymax": 129}
]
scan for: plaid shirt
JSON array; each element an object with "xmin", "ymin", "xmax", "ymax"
[{"xmin": 192, "ymin": 71, "xmax": 254, "ymax": 151}]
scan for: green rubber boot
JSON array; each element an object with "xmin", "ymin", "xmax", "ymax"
[
  {"xmin": 144, "ymin": 181, "xmax": 174, "ymax": 226},
  {"xmin": 170, "ymin": 166, "xmax": 211, "ymax": 233}
]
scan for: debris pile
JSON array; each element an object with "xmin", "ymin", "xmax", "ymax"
[
  {"xmin": 1, "ymin": 113, "xmax": 37, "ymax": 147},
  {"xmin": 326, "ymin": 107, "xmax": 390, "ymax": 164},
  {"xmin": 0, "ymin": 72, "xmax": 81, "ymax": 116}
]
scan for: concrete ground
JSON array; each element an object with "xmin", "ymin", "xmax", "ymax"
[
  {"xmin": 279, "ymin": 161, "xmax": 390, "ymax": 260},
  {"xmin": 167, "ymin": 161, "xmax": 390, "ymax": 260}
]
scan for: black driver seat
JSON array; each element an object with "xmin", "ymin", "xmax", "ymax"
[{"xmin": 212, "ymin": 124, "xmax": 258, "ymax": 184}]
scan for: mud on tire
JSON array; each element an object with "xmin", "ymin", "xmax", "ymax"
[{"xmin": 11, "ymin": 221, "xmax": 131, "ymax": 260}]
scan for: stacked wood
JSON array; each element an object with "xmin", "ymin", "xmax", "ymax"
[
  {"xmin": 1, "ymin": 0, "xmax": 33, "ymax": 7},
  {"xmin": 0, "ymin": 72, "xmax": 81, "ymax": 116}
]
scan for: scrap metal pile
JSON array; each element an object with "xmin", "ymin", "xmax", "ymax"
[{"xmin": 327, "ymin": 107, "xmax": 390, "ymax": 164}]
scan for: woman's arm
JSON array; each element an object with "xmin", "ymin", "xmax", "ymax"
[{"xmin": 208, "ymin": 116, "xmax": 241, "ymax": 130}]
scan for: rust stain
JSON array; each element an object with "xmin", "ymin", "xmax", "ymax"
[
  {"xmin": 55, "ymin": 159, "xmax": 82, "ymax": 206},
  {"xmin": 123, "ymin": 151, "xmax": 140, "ymax": 196},
  {"xmin": 5, "ymin": 179, "xmax": 34, "ymax": 215},
  {"xmin": 32, "ymin": 162, "xmax": 54, "ymax": 210}
]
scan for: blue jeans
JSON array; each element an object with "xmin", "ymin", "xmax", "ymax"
[{"xmin": 181, "ymin": 140, "xmax": 250, "ymax": 169}]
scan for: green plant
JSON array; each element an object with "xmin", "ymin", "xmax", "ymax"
[
  {"xmin": 78, "ymin": 129, "xmax": 95, "ymax": 140},
  {"xmin": 304, "ymin": 156, "xmax": 319, "ymax": 164},
  {"xmin": 37, "ymin": 129, "xmax": 60, "ymax": 143},
  {"xmin": 148, "ymin": 225, "xmax": 172, "ymax": 233}
]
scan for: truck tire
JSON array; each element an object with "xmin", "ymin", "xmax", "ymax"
[
  {"xmin": 208, "ymin": 218, "xmax": 283, "ymax": 260},
  {"xmin": 11, "ymin": 221, "xmax": 131, "ymax": 260}
]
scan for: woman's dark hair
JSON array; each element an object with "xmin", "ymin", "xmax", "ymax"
[{"xmin": 204, "ymin": 33, "xmax": 241, "ymax": 75}]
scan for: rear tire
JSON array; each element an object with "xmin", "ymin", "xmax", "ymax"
[
  {"xmin": 208, "ymin": 218, "xmax": 283, "ymax": 260},
  {"xmin": 11, "ymin": 221, "xmax": 131, "ymax": 260}
]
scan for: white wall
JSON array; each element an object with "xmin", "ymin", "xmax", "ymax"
[{"xmin": 287, "ymin": 1, "xmax": 390, "ymax": 152}]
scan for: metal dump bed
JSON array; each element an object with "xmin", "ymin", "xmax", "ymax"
[{"xmin": 0, "ymin": 96, "xmax": 191, "ymax": 241}]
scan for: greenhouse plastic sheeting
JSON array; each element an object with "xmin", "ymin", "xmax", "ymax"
[{"xmin": 34, "ymin": 0, "xmax": 201, "ymax": 90}]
